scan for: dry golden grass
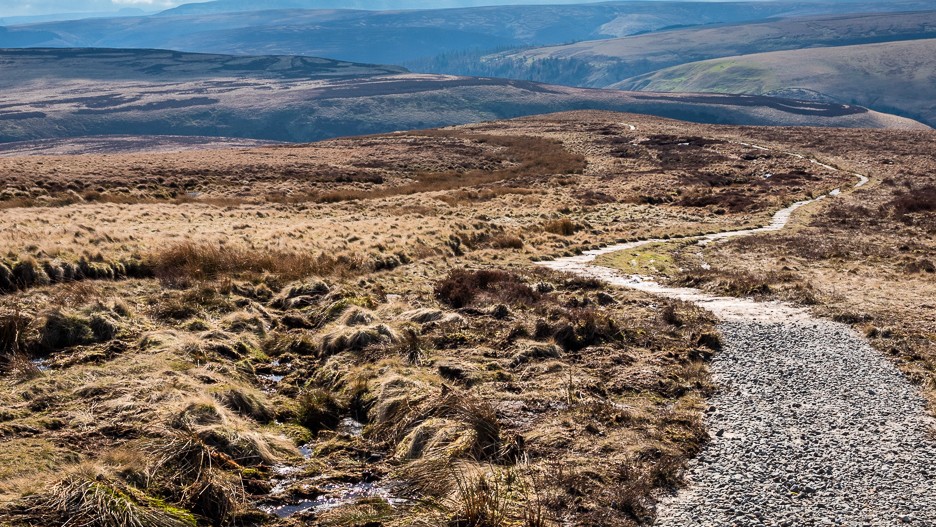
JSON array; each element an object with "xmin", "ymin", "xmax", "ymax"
[{"xmin": 0, "ymin": 111, "xmax": 925, "ymax": 527}]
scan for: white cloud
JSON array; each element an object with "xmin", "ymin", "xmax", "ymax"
[{"xmin": 0, "ymin": 0, "xmax": 211, "ymax": 17}]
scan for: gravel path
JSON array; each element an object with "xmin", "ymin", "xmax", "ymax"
[
  {"xmin": 655, "ymin": 319, "xmax": 936, "ymax": 527},
  {"xmin": 539, "ymin": 145, "xmax": 936, "ymax": 526}
]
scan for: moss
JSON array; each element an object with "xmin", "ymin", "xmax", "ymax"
[
  {"xmin": 270, "ymin": 422, "xmax": 314, "ymax": 445},
  {"xmin": 594, "ymin": 242, "xmax": 680, "ymax": 276},
  {"xmin": 240, "ymin": 467, "xmax": 263, "ymax": 479},
  {"xmin": 142, "ymin": 496, "xmax": 198, "ymax": 527}
]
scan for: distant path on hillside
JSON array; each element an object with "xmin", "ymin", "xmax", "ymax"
[{"xmin": 538, "ymin": 136, "xmax": 936, "ymax": 526}]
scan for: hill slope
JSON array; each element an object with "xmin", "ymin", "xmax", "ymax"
[
  {"xmin": 0, "ymin": 48, "xmax": 925, "ymax": 145},
  {"xmin": 614, "ymin": 39, "xmax": 936, "ymax": 127},
  {"xmin": 0, "ymin": 47, "xmax": 407, "ymax": 81},
  {"xmin": 4, "ymin": 2, "xmax": 936, "ymax": 66},
  {"xmin": 482, "ymin": 9, "xmax": 936, "ymax": 87}
]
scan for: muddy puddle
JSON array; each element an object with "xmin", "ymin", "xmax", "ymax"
[
  {"xmin": 257, "ymin": 417, "xmax": 404, "ymax": 518},
  {"xmin": 30, "ymin": 358, "xmax": 51, "ymax": 372},
  {"xmin": 261, "ymin": 481, "xmax": 406, "ymax": 518}
]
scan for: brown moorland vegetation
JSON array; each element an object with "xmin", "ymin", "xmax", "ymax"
[
  {"xmin": 599, "ymin": 124, "xmax": 936, "ymax": 411},
  {"xmin": 0, "ymin": 111, "xmax": 926, "ymax": 527}
]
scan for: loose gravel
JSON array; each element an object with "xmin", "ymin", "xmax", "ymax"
[{"xmin": 655, "ymin": 319, "xmax": 936, "ymax": 527}]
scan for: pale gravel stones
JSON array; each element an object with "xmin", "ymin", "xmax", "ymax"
[{"xmin": 654, "ymin": 319, "xmax": 936, "ymax": 527}]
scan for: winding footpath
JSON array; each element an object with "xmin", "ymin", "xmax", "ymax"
[{"xmin": 540, "ymin": 137, "xmax": 936, "ymax": 526}]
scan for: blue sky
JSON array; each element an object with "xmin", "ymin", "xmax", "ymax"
[{"xmin": 0, "ymin": 0, "xmax": 208, "ymax": 16}]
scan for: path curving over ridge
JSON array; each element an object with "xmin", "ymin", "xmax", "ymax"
[{"xmin": 538, "ymin": 141, "xmax": 936, "ymax": 526}]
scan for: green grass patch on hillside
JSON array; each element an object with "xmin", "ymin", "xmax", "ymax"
[
  {"xmin": 650, "ymin": 62, "xmax": 774, "ymax": 94},
  {"xmin": 594, "ymin": 241, "xmax": 684, "ymax": 276}
]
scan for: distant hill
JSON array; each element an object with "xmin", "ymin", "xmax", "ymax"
[
  {"xmin": 613, "ymin": 39, "xmax": 936, "ymax": 127},
  {"xmin": 0, "ymin": 10, "xmax": 149, "ymax": 25},
  {"xmin": 481, "ymin": 9, "xmax": 936, "ymax": 87},
  {"xmin": 0, "ymin": 48, "xmax": 924, "ymax": 146},
  {"xmin": 0, "ymin": 47, "xmax": 407, "ymax": 81},
  {"xmin": 157, "ymin": 0, "xmax": 619, "ymax": 15},
  {"xmin": 4, "ymin": 1, "xmax": 936, "ymax": 66},
  {"xmin": 0, "ymin": 135, "xmax": 281, "ymax": 157}
]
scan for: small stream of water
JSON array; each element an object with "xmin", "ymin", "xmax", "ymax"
[{"xmin": 258, "ymin": 417, "xmax": 406, "ymax": 518}]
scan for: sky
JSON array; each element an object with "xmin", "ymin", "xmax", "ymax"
[{"xmin": 0, "ymin": 0, "xmax": 209, "ymax": 16}]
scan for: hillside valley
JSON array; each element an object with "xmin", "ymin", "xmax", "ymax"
[
  {"xmin": 3, "ymin": 1, "xmax": 936, "ymax": 65},
  {"xmin": 481, "ymin": 9, "xmax": 936, "ymax": 87},
  {"xmin": 614, "ymin": 38, "xmax": 936, "ymax": 127},
  {"xmin": 0, "ymin": 48, "xmax": 924, "ymax": 146}
]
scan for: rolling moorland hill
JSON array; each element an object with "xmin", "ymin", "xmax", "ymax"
[
  {"xmin": 0, "ymin": 110, "xmax": 933, "ymax": 526},
  {"xmin": 480, "ymin": 9, "xmax": 936, "ymax": 87},
  {"xmin": 0, "ymin": 48, "xmax": 925, "ymax": 145},
  {"xmin": 613, "ymin": 38, "xmax": 936, "ymax": 127},
  {"xmin": 3, "ymin": 1, "xmax": 936, "ymax": 65}
]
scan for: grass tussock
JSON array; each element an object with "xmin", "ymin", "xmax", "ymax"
[
  {"xmin": 22, "ymin": 466, "xmax": 196, "ymax": 527},
  {"xmin": 0, "ymin": 310, "xmax": 39, "ymax": 379},
  {"xmin": 372, "ymin": 383, "xmax": 504, "ymax": 464},
  {"xmin": 435, "ymin": 269, "xmax": 540, "ymax": 309},
  {"xmin": 319, "ymin": 324, "xmax": 398, "ymax": 356},
  {"xmin": 36, "ymin": 308, "xmax": 120, "ymax": 352},
  {"xmin": 144, "ymin": 432, "xmax": 247, "ymax": 525},
  {"xmin": 448, "ymin": 468, "xmax": 510, "ymax": 527},
  {"xmin": 148, "ymin": 242, "xmax": 362, "ymax": 285},
  {"xmin": 542, "ymin": 218, "xmax": 579, "ymax": 236},
  {"xmin": 297, "ymin": 388, "xmax": 343, "ymax": 433},
  {"xmin": 0, "ymin": 255, "xmax": 150, "ymax": 295}
]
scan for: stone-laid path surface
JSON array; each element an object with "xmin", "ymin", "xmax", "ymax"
[{"xmin": 654, "ymin": 319, "xmax": 936, "ymax": 527}]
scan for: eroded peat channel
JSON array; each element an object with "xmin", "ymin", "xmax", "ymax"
[{"xmin": 540, "ymin": 151, "xmax": 936, "ymax": 526}]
